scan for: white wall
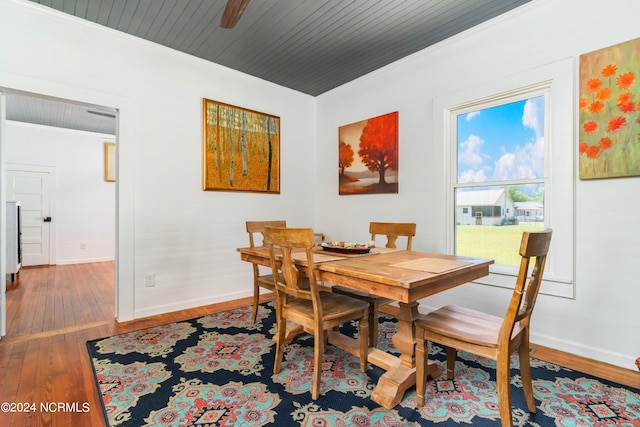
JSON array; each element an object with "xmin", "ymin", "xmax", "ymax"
[
  {"xmin": 0, "ymin": 0, "xmax": 317, "ymax": 320},
  {"xmin": 1, "ymin": 0, "xmax": 639, "ymax": 370},
  {"xmin": 5, "ymin": 121, "xmax": 116, "ymax": 264},
  {"xmin": 316, "ymin": 0, "xmax": 640, "ymax": 370}
]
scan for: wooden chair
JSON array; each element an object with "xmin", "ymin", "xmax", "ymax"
[
  {"xmin": 369, "ymin": 221, "xmax": 416, "ymax": 250},
  {"xmin": 246, "ymin": 220, "xmax": 286, "ymax": 322},
  {"xmin": 415, "ymin": 229, "xmax": 552, "ymax": 427},
  {"xmin": 264, "ymin": 226, "xmax": 369, "ymax": 400},
  {"xmin": 333, "ymin": 221, "xmax": 417, "ymax": 347}
]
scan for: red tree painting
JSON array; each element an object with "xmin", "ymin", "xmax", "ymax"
[
  {"xmin": 339, "ymin": 141, "xmax": 354, "ymax": 175},
  {"xmin": 338, "ymin": 112, "xmax": 398, "ymax": 195}
]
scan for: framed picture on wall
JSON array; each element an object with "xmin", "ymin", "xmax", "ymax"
[
  {"xmin": 339, "ymin": 111, "xmax": 398, "ymax": 195},
  {"xmin": 579, "ymin": 36, "xmax": 640, "ymax": 179},
  {"xmin": 202, "ymin": 98, "xmax": 280, "ymax": 193},
  {"xmin": 104, "ymin": 142, "xmax": 115, "ymax": 182}
]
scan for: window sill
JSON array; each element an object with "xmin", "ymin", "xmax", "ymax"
[{"xmin": 472, "ymin": 266, "xmax": 574, "ymax": 299}]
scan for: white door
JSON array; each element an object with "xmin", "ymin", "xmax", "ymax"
[{"xmin": 5, "ymin": 166, "xmax": 54, "ymax": 266}]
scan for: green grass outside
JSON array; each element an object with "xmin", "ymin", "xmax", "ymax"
[{"xmin": 456, "ymin": 224, "xmax": 545, "ymax": 266}]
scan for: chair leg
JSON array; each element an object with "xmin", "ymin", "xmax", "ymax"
[
  {"xmin": 519, "ymin": 340, "xmax": 537, "ymax": 413},
  {"xmin": 312, "ymin": 329, "xmax": 325, "ymax": 400},
  {"xmin": 415, "ymin": 332, "xmax": 427, "ymax": 407},
  {"xmin": 369, "ymin": 301, "xmax": 379, "ymax": 348},
  {"xmin": 251, "ymin": 281, "xmax": 260, "ymax": 323},
  {"xmin": 496, "ymin": 353, "xmax": 514, "ymax": 427},
  {"xmin": 358, "ymin": 312, "xmax": 369, "ymax": 373},
  {"xmin": 273, "ymin": 302, "xmax": 286, "ymax": 375},
  {"xmin": 446, "ymin": 347, "xmax": 456, "ymax": 380}
]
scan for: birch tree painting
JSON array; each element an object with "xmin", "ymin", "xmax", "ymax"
[{"xmin": 203, "ymin": 99, "xmax": 280, "ymax": 192}]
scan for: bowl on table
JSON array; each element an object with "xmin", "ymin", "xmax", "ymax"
[{"xmin": 320, "ymin": 241, "xmax": 375, "ymax": 254}]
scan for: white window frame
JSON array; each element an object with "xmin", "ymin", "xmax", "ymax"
[{"xmin": 435, "ymin": 58, "xmax": 575, "ymax": 299}]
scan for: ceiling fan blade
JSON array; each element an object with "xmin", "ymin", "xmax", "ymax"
[{"xmin": 220, "ymin": 0, "xmax": 251, "ymax": 29}]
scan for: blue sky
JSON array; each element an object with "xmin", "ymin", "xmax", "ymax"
[{"xmin": 456, "ymin": 96, "xmax": 545, "ymax": 183}]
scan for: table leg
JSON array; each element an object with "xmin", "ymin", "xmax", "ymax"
[
  {"xmin": 393, "ymin": 301, "xmax": 420, "ymax": 368},
  {"xmin": 370, "ymin": 301, "xmax": 442, "ymax": 409}
]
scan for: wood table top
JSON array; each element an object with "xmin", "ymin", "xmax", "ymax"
[{"xmin": 238, "ymin": 246, "xmax": 493, "ymax": 303}]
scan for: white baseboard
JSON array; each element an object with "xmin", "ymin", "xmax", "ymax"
[
  {"xmin": 55, "ymin": 256, "xmax": 115, "ymax": 265},
  {"xmin": 530, "ymin": 332, "xmax": 637, "ymax": 371},
  {"xmin": 133, "ymin": 289, "xmax": 254, "ymax": 320}
]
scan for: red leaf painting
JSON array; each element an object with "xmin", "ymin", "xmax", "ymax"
[{"xmin": 338, "ymin": 112, "xmax": 399, "ymax": 195}]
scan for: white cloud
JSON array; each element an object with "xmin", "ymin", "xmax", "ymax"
[
  {"xmin": 492, "ymin": 137, "xmax": 544, "ymax": 180},
  {"xmin": 459, "ymin": 168, "xmax": 488, "ymax": 183},
  {"xmin": 458, "ymin": 134, "xmax": 485, "ymax": 168},
  {"xmin": 493, "ymin": 153, "xmax": 516, "ymax": 180},
  {"xmin": 522, "ymin": 97, "xmax": 544, "ymax": 138},
  {"xmin": 531, "ymin": 136, "xmax": 544, "ymax": 176},
  {"xmin": 466, "ymin": 111, "xmax": 480, "ymax": 121}
]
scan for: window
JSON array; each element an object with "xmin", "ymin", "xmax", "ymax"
[
  {"xmin": 454, "ymin": 96, "xmax": 546, "ymax": 268},
  {"xmin": 435, "ymin": 59, "xmax": 575, "ymax": 298}
]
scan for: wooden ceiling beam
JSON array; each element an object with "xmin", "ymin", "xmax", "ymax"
[{"xmin": 220, "ymin": 0, "xmax": 251, "ymax": 29}]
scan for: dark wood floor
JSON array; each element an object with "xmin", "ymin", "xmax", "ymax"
[{"xmin": 1, "ymin": 262, "xmax": 638, "ymax": 426}]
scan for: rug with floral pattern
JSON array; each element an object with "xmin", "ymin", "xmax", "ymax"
[{"xmin": 87, "ymin": 302, "xmax": 640, "ymax": 426}]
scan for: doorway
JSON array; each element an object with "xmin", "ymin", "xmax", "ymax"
[{"xmin": 1, "ymin": 90, "xmax": 118, "ymax": 338}]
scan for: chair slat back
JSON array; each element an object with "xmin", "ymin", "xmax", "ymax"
[
  {"xmin": 499, "ymin": 229, "xmax": 552, "ymax": 345},
  {"xmin": 246, "ymin": 220, "xmax": 286, "ymax": 248},
  {"xmin": 264, "ymin": 227, "xmax": 319, "ymax": 302},
  {"xmin": 369, "ymin": 222, "xmax": 416, "ymax": 250}
]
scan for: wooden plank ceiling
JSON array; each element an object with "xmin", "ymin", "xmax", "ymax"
[{"xmin": 8, "ymin": 0, "xmax": 530, "ymax": 133}]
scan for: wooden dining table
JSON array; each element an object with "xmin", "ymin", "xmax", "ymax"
[{"xmin": 237, "ymin": 245, "xmax": 493, "ymax": 409}]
